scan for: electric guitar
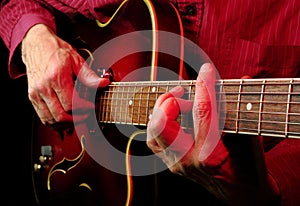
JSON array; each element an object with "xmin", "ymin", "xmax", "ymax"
[{"xmin": 31, "ymin": 0, "xmax": 300, "ymax": 205}]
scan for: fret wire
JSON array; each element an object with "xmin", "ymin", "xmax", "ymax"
[
  {"xmin": 152, "ymin": 82, "xmax": 159, "ymax": 123},
  {"xmin": 166, "ymin": 80, "xmax": 170, "ymax": 95},
  {"xmin": 120, "ymin": 85, "xmax": 125, "ymax": 123},
  {"xmin": 107, "ymin": 90, "xmax": 112, "ymax": 122},
  {"xmin": 236, "ymin": 80, "xmax": 243, "ymax": 133},
  {"xmin": 137, "ymin": 85, "xmax": 142, "ymax": 125},
  {"xmin": 113, "ymin": 87, "xmax": 118, "ymax": 123},
  {"xmin": 146, "ymin": 84, "xmax": 151, "ymax": 125},
  {"xmin": 258, "ymin": 80, "xmax": 266, "ymax": 136},
  {"xmin": 99, "ymin": 94, "xmax": 103, "ymax": 122},
  {"xmin": 285, "ymin": 80, "xmax": 293, "ymax": 137},
  {"xmin": 105, "ymin": 87, "xmax": 110, "ymax": 122},
  {"xmin": 102, "ymin": 89, "xmax": 106, "ymax": 122},
  {"xmin": 131, "ymin": 83, "xmax": 137, "ymax": 124},
  {"xmin": 97, "ymin": 95, "xmax": 101, "ymax": 122},
  {"xmin": 188, "ymin": 81, "xmax": 192, "ymax": 98},
  {"xmin": 218, "ymin": 80, "xmax": 224, "ymax": 115},
  {"xmin": 125, "ymin": 84, "xmax": 131, "ymax": 124},
  {"xmin": 100, "ymin": 94, "xmax": 104, "ymax": 122}
]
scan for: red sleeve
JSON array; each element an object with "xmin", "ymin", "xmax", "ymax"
[
  {"xmin": 265, "ymin": 138, "xmax": 300, "ymax": 206},
  {"xmin": 0, "ymin": 0, "xmax": 56, "ymax": 78}
]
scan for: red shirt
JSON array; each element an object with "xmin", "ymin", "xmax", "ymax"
[{"xmin": 1, "ymin": 0, "xmax": 300, "ymax": 205}]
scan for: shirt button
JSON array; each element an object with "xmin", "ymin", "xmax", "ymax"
[{"xmin": 185, "ymin": 5, "xmax": 196, "ymax": 16}]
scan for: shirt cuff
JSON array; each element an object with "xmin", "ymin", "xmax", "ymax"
[{"xmin": 9, "ymin": 13, "xmax": 56, "ymax": 79}]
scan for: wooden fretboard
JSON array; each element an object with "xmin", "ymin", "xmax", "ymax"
[{"xmin": 95, "ymin": 78, "xmax": 300, "ymax": 139}]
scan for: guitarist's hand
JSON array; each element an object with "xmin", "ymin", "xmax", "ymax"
[
  {"xmin": 147, "ymin": 63, "xmax": 280, "ymax": 206},
  {"xmin": 21, "ymin": 24, "xmax": 110, "ymax": 127}
]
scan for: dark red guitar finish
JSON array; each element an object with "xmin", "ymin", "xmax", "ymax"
[{"xmin": 31, "ymin": 0, "xmax": 188, "ymax": 205}]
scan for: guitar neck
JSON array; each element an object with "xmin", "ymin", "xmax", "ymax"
[{"xmin": 95, "ymin": 78, "xmax": 300, "ymax": 139}]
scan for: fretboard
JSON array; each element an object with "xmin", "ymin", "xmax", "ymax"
[{"xmin": 95, "ymin": 78, "xmax": 300, "ymax": 139}]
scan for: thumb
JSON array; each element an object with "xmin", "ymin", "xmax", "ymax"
[{"xmin": 193, "ymin": 63, "xmax": 221, "ymax": 161}]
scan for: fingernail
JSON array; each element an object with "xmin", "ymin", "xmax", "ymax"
[
  {"xmin": 170, "ymin": 86, "xmax": 182, "ymax": 93},
  {"xmin": 200, "ymin": 63, "xmax": 211, "ymax": 72}
]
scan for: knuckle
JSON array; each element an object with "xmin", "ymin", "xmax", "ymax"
[
  {"xmin": 193, "ymin": 102, "xmax": 211, "ymax": 119},
  {"xmin": 28, "ymin": 87, "xmax": 41, "ymax": 101}
]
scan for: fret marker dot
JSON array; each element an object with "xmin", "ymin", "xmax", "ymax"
[
  {"xmin": 129, "ymin": 100, "xmax": 133, "ymax": 106},
  {"xmin": 152, "ymin": 87, "xmax": 156, "ymax": 92},
  {"xmin": 246, "ymin": 103, "xmax": 252, "ymax": 111}
]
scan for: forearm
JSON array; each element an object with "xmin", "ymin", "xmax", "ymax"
[{"xmin": 0, "ymin": 0, "xmax": 56, "ymax": 79}]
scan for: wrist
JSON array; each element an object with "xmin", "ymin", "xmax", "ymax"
[
  {"xmin": 21, "ymin": 24, "xmax": 55, "ymax": 65},
  {"xmin": 23, "ymin": 24, "xmax": 53, "ymax": 40}
]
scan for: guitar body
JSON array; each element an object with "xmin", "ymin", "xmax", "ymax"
[{"xmin": 31, "ymin": 0, "xmax": 191, "ymax": 205}]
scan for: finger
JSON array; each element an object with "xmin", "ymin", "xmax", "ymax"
[
  {"xmin": 154, "ymin": 86, "xmax": 185, "ymax": 109},
  {"xmin": 160, "ymin": 97, "xmax": 180, "ymax": 120},
  {"xmin": 53, "ymin": 72, "xmax": 75, "ymax": 112},
  {"xmin": 176, "ymin": 98, "xmax": 194, "ymax": 113},
  {"xmin": 44, "ymin": 48, "xmax": 77, "ymax": 113},
  {"xmin": 51, "ymin": 85, "xmax": 95, "ymax": 123},
  {"xmin": 29, "ymin": 90, "xmax": 55, "ymax": 125},
  {"xmin": 160, "ymin": 123, "xmax": 194, "ymax": 151},
  {"xmin": 75, "ymin": 57, "xmax": 110, "ymax": 88},
  {"xmin": 47, "ymin": 52, "xmax": 96, "ymax": 114},
  {"xmin": 39, "ymin": 86, "xmax": 73, "ymax": 123},
  {"xmin": 149, "ymin": 96, "xmax": 191, "ymax": 136},
  {"xmin": 148, "ymin": 99, "xmax": 194, "ymax": 151},
  {"xmin": 148, "ymin": 108, "xmax": 180, "ymax": 142},
  {"xmin": 147, "ymin": 119, "xmax": 194, "ymax": 161}
]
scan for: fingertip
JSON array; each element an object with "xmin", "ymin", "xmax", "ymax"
[
  {"xmin": 84, "ymin": 76, "xmax": 110, "ymax": 88},
  {"xmin": 98, "ymin": 77, "xmax": 111, "ymax": 88},
  {"xmin": 197, "ymin": 62, "xmax": 217, "ymax": 84},
  {"xmin": 169, "ymin": 86, "xmax": 185, "ymax": 96},
  {"xmin": 199, "ymin": 62, "xmax": 216, "ymax": 75}
]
